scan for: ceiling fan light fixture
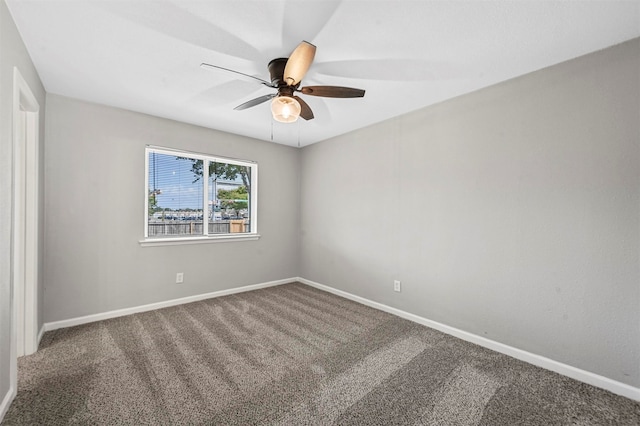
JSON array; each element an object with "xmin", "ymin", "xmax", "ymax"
[
  {"xmin": 271, "ymin": 96, "xmax": 301, "ymax": 123},
  {"xmin": 210, "ymin": 40, "xmax": 364, "ymax": 121}
]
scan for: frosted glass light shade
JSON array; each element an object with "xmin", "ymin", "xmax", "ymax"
[{"xmin": 271, "ymin": 96, "xmax": 301, "ymax": 123}]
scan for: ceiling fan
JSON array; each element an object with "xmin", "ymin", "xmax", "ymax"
[{"xmin": 201, "ymin": 41, "xmax": 365, "ymax": 123}]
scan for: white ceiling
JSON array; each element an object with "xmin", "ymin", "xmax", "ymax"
[{"xmin": 6, "ymin": 1, "xmax": 639, "ymax": 147}]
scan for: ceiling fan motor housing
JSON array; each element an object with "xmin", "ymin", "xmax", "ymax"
[{"xmin": 268, "ymin": 58, "xmax": 292, "ymax": 92}]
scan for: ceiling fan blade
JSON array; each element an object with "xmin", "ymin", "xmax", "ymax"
[
  {"xmin": 283, "ymin": 41, "xmax": 316, "ymax": 86},
  {"xmin": 234, "ymin": 94, "xmax": 276, "ymax": 111},
  {"xmin": 201, "ymin": 63, "xmax": 275, "ymax": 87},
  {"xmin": 299, "ymin": 86, "xmax": 365, "ymax": 98},
  {"xmin": 293, "ymin": 96, "xmax": 314, "ymax": 120}
]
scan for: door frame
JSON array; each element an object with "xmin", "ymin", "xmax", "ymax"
[{"xmin": 10, "ymin": 67, "xmax": 40, "ymax": 391}]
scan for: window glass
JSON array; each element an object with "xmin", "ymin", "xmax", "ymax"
[
  {"xmin": 208, "ymin": 162, "xmax": 251, "ymax": 234},
  {"xmin": 146, "ymin": 147, "xmax": 257, "ymax": 240}
]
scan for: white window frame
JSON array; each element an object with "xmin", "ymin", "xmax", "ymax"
[{"xmin": 140, "ymin": 145, "xmax": 259, "ymax": 246}]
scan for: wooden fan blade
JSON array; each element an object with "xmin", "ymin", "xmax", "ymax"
[
  {"xmin": 293, "ymin": 96, "xmax": 314, "ymax": 120},
  {"xmin": 283, "ymin": 41, "xmax": 316, "ymax": 86},
  {"xmin": 201, "ymin": 63, "xmax": 275, "ymax": 87},
  {"xmin": 234, "ymin": 94, "xmax": 276, "ymax": 111},
  {"xmin": 299, "ymin": 86, "xmax": 365, "ymax": 98}
]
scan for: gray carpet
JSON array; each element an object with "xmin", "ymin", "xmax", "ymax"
[{"xmin": 2, "ymin": 282, "xmax": 639, "ymax": 425}]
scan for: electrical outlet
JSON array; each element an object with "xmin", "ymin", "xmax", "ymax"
[
  {"xmin": 176, "ymin": 272, "xmax": 184, "ymax": 284},
  {"xmin": 394, "ymin": 280, "xmax": 401, "ymax": 292}
]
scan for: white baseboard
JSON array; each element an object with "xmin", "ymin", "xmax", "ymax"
[
  {"xmin": 297, "ymin": 277, "xmax": 640, "ymax": 402},
  {"xmin": 43, "ymin": 278, "xmax": 297, "ymax": 332},
  {"xmin": 0, "ymin": 386, "xmax": 16, "ymax": 423},
  {"xmin": 37, "ymin": 325, "xmax": 45, "ymax": 348}
]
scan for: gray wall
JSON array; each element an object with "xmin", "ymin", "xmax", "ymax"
[
  {"xmin": 300, "ymin": 39, "xmax": 640, "ymax": 387},
  {"xmin": 44, "ymin": 95, "xmax": 300, "ymax": 322},
  {"xmin": 0, "ymin": 0, "xmax": 46, "ymax": 408}
]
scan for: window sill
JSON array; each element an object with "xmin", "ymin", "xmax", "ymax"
[{"xmin": 139, "ymin": 233, "xmax": 260, "ymax": 247}]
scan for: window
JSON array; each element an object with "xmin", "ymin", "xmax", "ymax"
[{"xmin": 143, "ymin": 146, "xmax": 258, "ymax": 245}]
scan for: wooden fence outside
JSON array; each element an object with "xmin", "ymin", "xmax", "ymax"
[{"xmin": 148, "ymin": 220, "xmax": 249, "ymax": 237}]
